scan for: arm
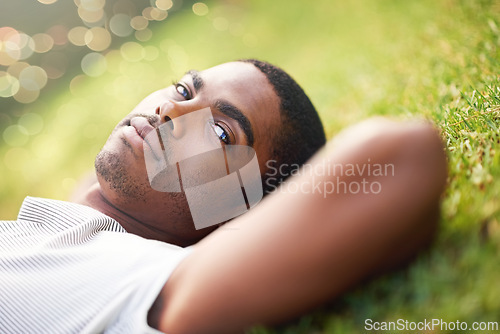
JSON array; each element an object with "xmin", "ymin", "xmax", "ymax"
[{"xmin": 154, "ymin": 118, "xmax": 447, "ymax": 333}]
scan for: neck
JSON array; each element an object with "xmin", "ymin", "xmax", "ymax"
[{"xmin": 74, "ymin": 183, "xmax": 194, "ymax": 247}]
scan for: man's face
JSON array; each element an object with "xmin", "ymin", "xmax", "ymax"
[{"xmin": 95, "ymin": 61, "xmax": 281, "ymax": 244}]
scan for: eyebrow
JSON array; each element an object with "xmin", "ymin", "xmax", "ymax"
[
  {"xmin": 186, "ymin": 70, "xmax": 204, "ymax": 92},
  {"xmin": 213, "ymin": 99, "xmax": 254, "ymax": 146},
  {"xmin": 186, "ymin": 70, "xmax": 255, "ymax": 146}
]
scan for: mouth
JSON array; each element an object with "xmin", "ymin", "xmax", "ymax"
[
  {"xmin": 130, "ymin": 116, "xmax": 155, "ymax": 140},
  {"xmin": 129, "ymin": 116, "xmax": 164, "ymax": 161}
]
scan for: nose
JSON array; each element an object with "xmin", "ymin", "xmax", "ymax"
[
  {"xmin": 156, "ymin": 99, "xmax": 192, "ymax": 121},
  {"xmin": 155, "ymin": 100, "xmax": 192, "ymax": 138}
]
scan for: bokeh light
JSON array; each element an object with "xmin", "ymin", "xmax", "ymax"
[
  {"xmin": 1, "ymin": 0, "xmax": 204, "ymax": 106},
  {"xmin": 0, "ymin": 71, "xmax": 20, "ymax": 97},
  {"xmin": 213, "ymin": 17, "xmax": 229, "ymax": 31},
  {"xmin": 81, "ymin": 52, "xmax": 107, "ymax": 77},
  {"xmin": 144, "ymin": 45, "xmax": 159, "ymax": 61},
  {"xmin": 76, "ymin": 0, "xmax": 106, "ymax": 11},
  {"xmin": 37, "ymin": 0, "xmax": 59, "ymax": 4},
  {"xmin": 135, "ymin": 28, "xmax": 152, "ymax": 42},
  {"xmin": 47, "ymin": 25, "xmax": 69, "ymax": 46},
  {"xmin": 14, "ymin": 87, "xmax": 40, "ymax": 104},
  {"xmin": 78, "ymin": 7, "xmax": 105, "ymax": 24},
  {"xmin": 7, "ymin": 62, "xmax": 30, "ymax": 79},
  {"xmin": 192, "ymin": 2, "xmax": 209, "ymax": 16},
  {"xmin": 120, "ymin": 42, "xmax": 145, "ymax": 62},
  {"xmin": 84, "ymin": 27, "xmax": 112, "ymax": 51},
  {"xmin": 110, "ymin": 14, "xmax": 134, "ymax": 37},
  {"xmin": 142, "ymin": 7, "xmax": 156, "ymax": 21},
  {"xmin": 69, "ymin": 74, "xmax": 87, "ymax": 96},
  {"xmin": 104, "ymin": 49, "xmax": 122, "ymax": 74},
  {"xmin": 68, "ymin": 26, "xmax": 89, "ymax": 46},
  {"xmin": 0, "ymin": 51, "xmax": 18, "ymax": 67},
  {"xmin": 3, "ymin": 124, "xmax": 29, "ymax": 147},
  {"xmin": 150, "ymin": 8, "xmax": 168, "ymax": 21},
  {"xmin": 0, "ymin": 28, "xmax": 21, "ymax": 66},
  {"xmin": 155, "ymin": 0, "xmax": 173, "ymax": 11},
  {"xmin": 32, "ymin": 33, "xmax": 54, "ymax": 53},
  {"xmin": 0, "ymin": 27, "xmax": 17, "ymax": 40},
  {"xmin": 19, "ymin": 66, "xmax": 48, "ymax": 91},
  {"xmin": 130, "ymin": 16, "xmax": 149, "ymax": 31},
  {"xmin": 11, "ymin": 33, "xmax": 35, "ymax": 60}
]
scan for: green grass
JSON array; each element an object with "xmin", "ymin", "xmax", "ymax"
[{"xmin": 1, "ymin": 0, "xmax": 499, "ymax": 332}]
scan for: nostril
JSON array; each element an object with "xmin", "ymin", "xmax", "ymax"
[
  {"xmin": 163, "ymin": 115, "xmax": 174, "ymax": 130},
  {"xmin": 155, "ymin": 102, "xmax": 174, "ymax": 130}
]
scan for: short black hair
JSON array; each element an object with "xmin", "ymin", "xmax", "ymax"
[{"xmin": 240, "ymin": 59, "xmax": 326, "ymax": 194}]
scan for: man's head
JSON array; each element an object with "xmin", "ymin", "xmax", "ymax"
[
  {"xmin": 240, "ymin": 59, "xmax": 326, "ymax": 192},
  {"xmin": 94, "ymin": 60, "xmax": 325, "ymax": 245}
]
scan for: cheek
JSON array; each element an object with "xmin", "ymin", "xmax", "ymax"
[{"xmin": 133, "ymin": 191, "xmax": 191, "ymax": 221}]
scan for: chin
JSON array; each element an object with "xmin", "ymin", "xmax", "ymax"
[{"xmin": 95, "ymin": 149, "xmax": 149, "ymax": 203}]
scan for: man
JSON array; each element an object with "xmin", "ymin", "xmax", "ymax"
[
  {"xmin": 71, "ymin": 59, "xmax": 326, "ymax": 246},
  {"xmin": 0, "ymin": 60, "xmax": 447, "ymax": 333}
]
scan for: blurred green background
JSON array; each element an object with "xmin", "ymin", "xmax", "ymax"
[{"xmin": 1, "ymin": 0, "xmax": 500, "ymax": 332}]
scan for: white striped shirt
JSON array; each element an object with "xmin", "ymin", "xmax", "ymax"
[{"xmin": 0, "ymin": 197, "xmax": 191, "ymax": 334}]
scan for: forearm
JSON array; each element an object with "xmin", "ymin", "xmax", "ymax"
[{"xmin": 157, "ymin": 119, "xmax": 447, "ymax": 333}]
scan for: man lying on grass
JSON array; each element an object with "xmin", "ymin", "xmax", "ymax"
[{"xmin": 0, "ymin": 59, "xmax": 447, "ymax": 333}]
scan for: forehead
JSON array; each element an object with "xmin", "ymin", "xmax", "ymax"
[
  {"xmin": 196, "ymin": 62, "xmax": 281, "ymax": 166},
  {"xmin": 199, "ymin": 62, "xmax": 279, "ymax": 117}
]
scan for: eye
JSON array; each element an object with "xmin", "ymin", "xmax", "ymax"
[
  {"xmin": 213, "ymin": 123, "xmax": 230, "ymax": 144},
  {"xmin": 174, "ymin": 82, "xmax": 191, "ymax": 100}
]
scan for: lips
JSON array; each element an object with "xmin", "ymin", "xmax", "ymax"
[
  {"xmin": 130, "ymin": 117, "xmax": 155, "ymax": 140},
  {"xmin": 128, "ymin": 116, "xmax": 164, "ymax": 161}
]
